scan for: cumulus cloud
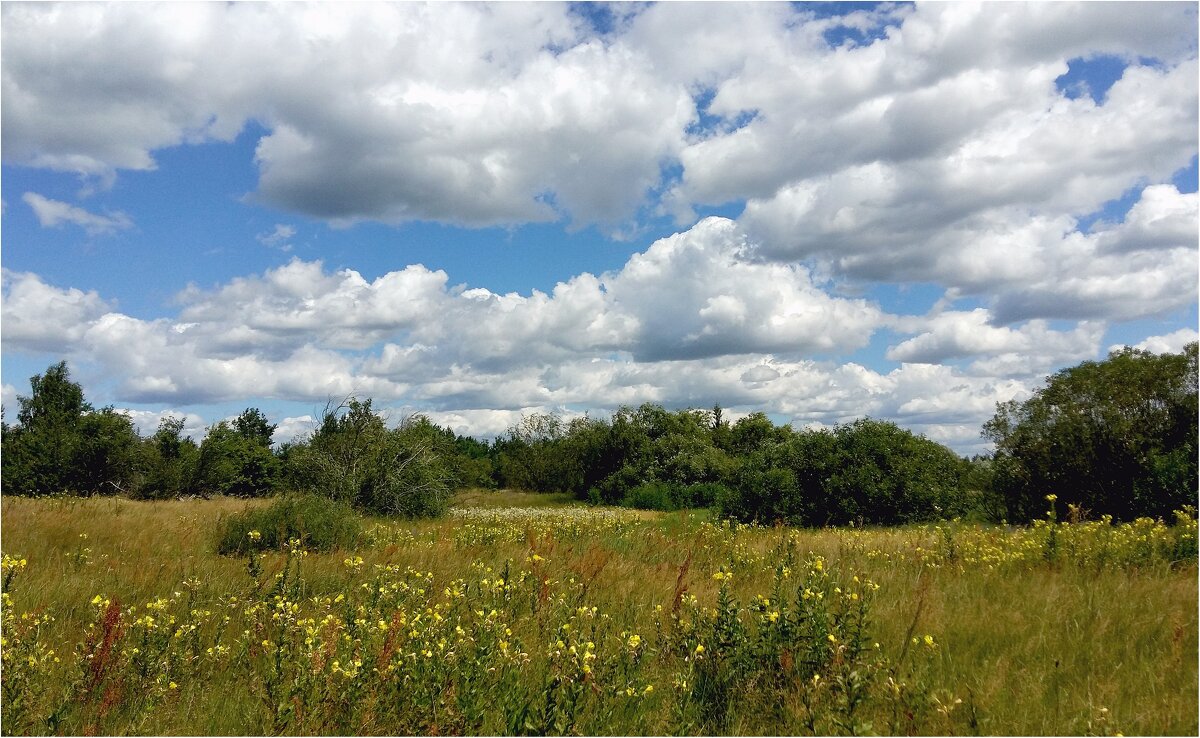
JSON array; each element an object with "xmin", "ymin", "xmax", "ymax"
[
  {"xmin": 169, "ymin": 217, "xmax": 883, "ymax": 374},
  {"xmin": 6, "ymin": 2, "xmax": 1193, "ymax": 239},
  {"xmin": 1109, "ymin": 328, "xmax": 1200, "ymax": 356},
  {"xmin": 1, "ymin": 217, "xmax": 880, "ymax": 398},
  {"xmin": 3, "ymin": 2, "xmax": 1196, "ymax": 454},
  {"xmin": 22, "ymin": 192, "xmax": 132, "ymax": 235},
  {"xmin": 1, "ymin": 383, "xmax": 18, "ymax": 416},
  {"xmin": 273, "ymin": 415, "xmax": 317, "ymax": 445},
  {"xmin": 2, "ymin": 2, "xmax": 690, "ymax": 228},
  {"xmin": 118, "ymin": 408, "xmax": 209, "ymax": 441},
  {"xmin": 0, "ymin": 288, "xmax": 1019, "ymax": 455},
  {"xmin": 1093, "ymin": 185, "xmax": 1198, "ymax": 254},
  {"xmin": 886, "ymin": 309, "xmax": 1106, "ymax": 377},
  {"xmin": 1, "ymin": 270, "xmax": 114, "ymax": 352}
]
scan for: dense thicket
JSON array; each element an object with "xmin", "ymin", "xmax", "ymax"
[
  {"xmin": 985, "ymin": 343, "xmax": 1198, "ymax": 522},
  {"xmin": 4, "ymin": 345, "xmax": 1195, "ymax": 525},
  {"xmin": 486, "ymin": 406, "xmax": 975, "ymax": 525}
]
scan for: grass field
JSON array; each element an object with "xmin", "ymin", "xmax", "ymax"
[{"xmin": 1, "ymin": 491, "xmax": 1196, "ymax": 735}]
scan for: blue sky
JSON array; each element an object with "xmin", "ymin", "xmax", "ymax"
[{"xmin": 2, "ymin": 1, "xmax": 1197, "ymax": 453}]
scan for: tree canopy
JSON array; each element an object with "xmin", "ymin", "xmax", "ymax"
[{"xmin": 984, "ymin": 343, "xmax": 1198, "ymax": 522}]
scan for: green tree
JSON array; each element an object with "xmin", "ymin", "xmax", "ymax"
[
  {"xmin": 2, "ymin": 362, "xmax": 144, "ymax": 497},
  {"xmin": 984, "ymin": 343, "xmax": 1198, "ymax": 522},
  {"xmin": 494, "ymin": 412, "xmax": 580, "ymax": 492},
  {"xmin": 137, "ymin": 416, "xmax": 199, "ymax": 500},
  {"xmin": 2, "ymin": 362, "xmax": 91, "ymax": 495},
  {"xmin": 826, "ymin": 418, "xmax": 967, "ymax": 525},
  {"xmin": 193, "ymin": 414, "xmax": 279, "ymax": 498},
  {"xmin": 289, "ymin": 398, "xmax": 451, "ymax": 517},
  {"xmin": 233, "ymin": 407, "xmax": 276, "ymax": 447},
  {"xmin": 70, "ymin": 407, "xmax": 143, "ymax": 495}
]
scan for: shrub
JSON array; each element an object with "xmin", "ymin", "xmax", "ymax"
[
  {"xmin": 215, "ymin": 493, "xmax": 362, "ymax": 555},
  {"xmin": 620, "ymin": 481, "xmax": 678, "ymax": 511},
  {"xmin": 288, "ymin": 399, "xmax": 452, "ymax": 518},
  {"xmin": 673, "ymin": 482, "xmax": 730, "ymax": 509}
]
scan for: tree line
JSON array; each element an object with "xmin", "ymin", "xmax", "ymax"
[{"xmin": 2, "ymin": 343, "xmax": 1195, "ymax": 524}]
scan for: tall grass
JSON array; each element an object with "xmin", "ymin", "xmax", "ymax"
[{"xmin": 1, "ymin": 495, "xmax": 1195, "ymax": 735}]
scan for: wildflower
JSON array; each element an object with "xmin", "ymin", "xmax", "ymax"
[
  {"xmin": 694, "ymin": 644, "xmax": 705, "ymax": 655},
  {"xmin": 247, "ymin": 530, "xmax": 262, "ymax": 541}
]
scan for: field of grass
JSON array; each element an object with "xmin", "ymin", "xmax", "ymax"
[{"xmin": 1, "ymin": 491, "xmax": 1196, "ymax": 736}]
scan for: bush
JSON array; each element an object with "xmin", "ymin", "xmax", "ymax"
[
  {"xmin": 619, "ymin": 481, "xmax": 734, "ymax": 511},
  {"xmin": 673, "ymin": 482, "xmax": 730, "ymax": 509},
  {"xmin": 216, "ymin": 493, "xmax": 362, "ymax": 555},
  {"xmin": 621, "ymin": 481, "xmax": 678, "ymax": 511},
  {"xmin": 288, "ymin": 399, "xmax": 452, "ymax": 518}
]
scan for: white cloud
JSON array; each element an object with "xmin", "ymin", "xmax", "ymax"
[
  {"xmin": 6, "ymin": 2, "xmax": 1192, "ymax": 238},
  {"xmin": 1, "ymin": 270, "xmax": 114, "ymax": 352},
  {"xmin": 1, "ymin": 383, "xmax": 18, "ymax": 418},
  {"xmin": 118, "ymin": 408, "xmax": 209, "ymax": 442},
  {"xmin": 256, "ymin": 224, "xmax": 296, "ymax": 251},
  {"xmin": 273, "ymin": 415, "xmax": 317, "ymax": 445},
  {"xmin": 886, "ymin": 309, "xmax": 1106, "ymax": 377},
  {"xmin": 167, "ymin": 217, "xmax": 884, "ymax": 374},
  {"xmin": 0, "ymin": 261, "xmax": 1044, "ymax": 454},
  {"xmin": 2, "ymin": 2, "xmax": 1195, "ymax": 455},
  {"xmin": 22, "ymin": 192, "xmax": 132, "ymax": 235},
  {"xmin": 1094, "ymin": 185, "xmax": 1198, "ymax": 254},
  {"xmin": 1110, "ymin": 328, "xmax": 1200, "ymax": 356},
  {"xmin": 2, "ymin": 3, "xmax": 689, "ymax": 228}
]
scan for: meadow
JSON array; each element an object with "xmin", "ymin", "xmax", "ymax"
[{"xmin": 1, "ymin": 492, "xmax": 1196, "ymax": 736}]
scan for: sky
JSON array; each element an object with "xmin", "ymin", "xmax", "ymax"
[{"xmin": 1, "ymin": 1, "xmax": 1197, "ymax": 455}]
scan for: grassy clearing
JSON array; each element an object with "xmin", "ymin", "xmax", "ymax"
[{"xmin": 1, "ymin": 495, "xmax": 1195, "ymax": 735}]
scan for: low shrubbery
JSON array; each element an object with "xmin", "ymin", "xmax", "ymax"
[
  {"xmin": 215, "ymin": 493, "xmax": 362, "ymax": 555},
  {"xmin": 620, "ymin": 481, "xmax": 731, "ymax": 511}
]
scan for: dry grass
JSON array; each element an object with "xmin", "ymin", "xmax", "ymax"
[{"xmin": 1, "ymin": 495, "xmax": 1195, "ymax": 735}]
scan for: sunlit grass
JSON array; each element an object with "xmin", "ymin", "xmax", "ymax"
[{"xmin": 1, "ymin": 495, "xmax": 1195, "ymax": 735}]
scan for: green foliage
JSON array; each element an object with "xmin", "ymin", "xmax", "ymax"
[
  {"xmin": 136, "ymin": 417, "xmax": 200, "ymax": 500},
  {"xmin": 288, "ymin": 398, "xmax": 452, "ymax": 518},
  {"xmin": 620, "ymin": 481, "xmax": 733, "ymax": 511},
  {"xmin": 716, "ymin": 419, "xmax": 968, "ymax": 527},
  {"xmin": 985, "ymin": 343, "xmax": 1198, "ymax": 522},
  {"xmin": 1, "ymin": 362, "xmax": 141, "ymax": 497},
  {"xmin": 193, "ymin": 418, "xmax": 280, "ymax": 498},
  {"xmin": 215, "ymin": 493, "xmax": 363, "ymax": 555},
  {"xmin": 494, "ymin": 413, "xmax": 582, "ymax": 492},
  {"xmin": 70, "ymin": 408, "xmax": 143, "ymax": 496},
  {"xmin": 621, "ymin": 481, "xmax": 677, "ymax": 511},
  {"xmin": 824, "ymin": 419, "xmax": 969, "ymax": 525}
]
